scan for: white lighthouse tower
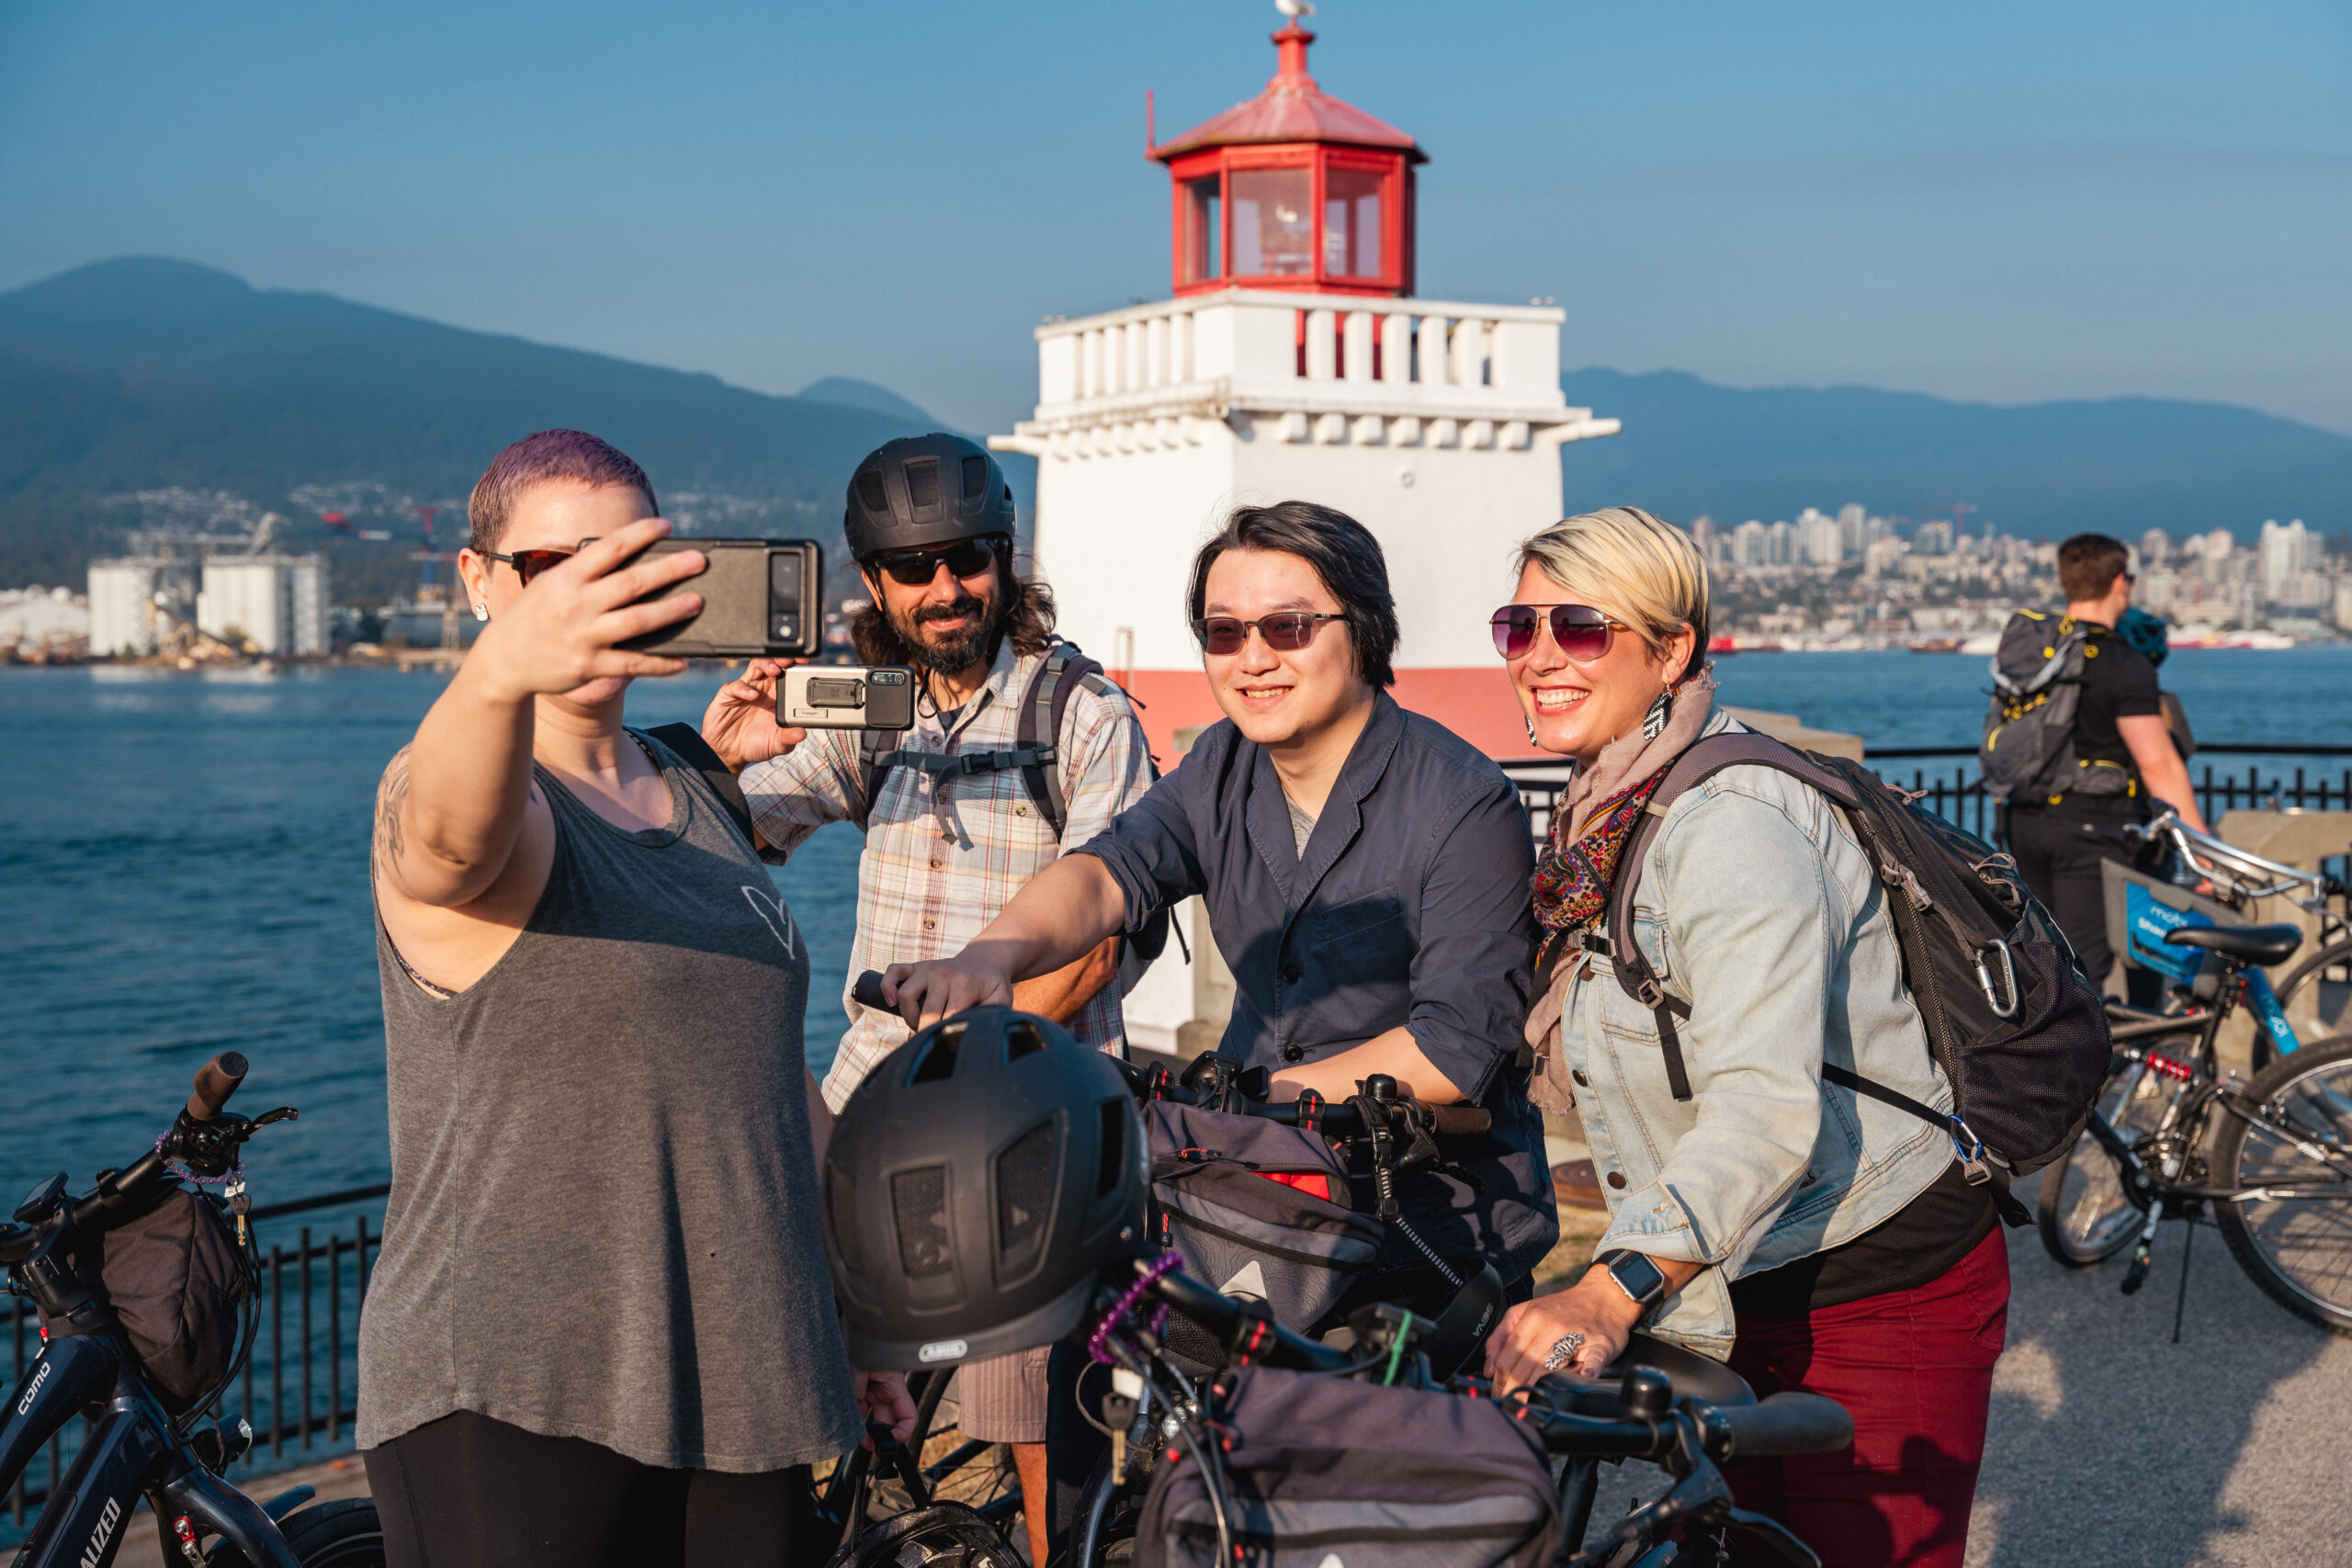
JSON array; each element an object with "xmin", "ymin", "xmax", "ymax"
[{"xmin": 991, "ymin": 10, "xmax": 1620, "ymax": 761}]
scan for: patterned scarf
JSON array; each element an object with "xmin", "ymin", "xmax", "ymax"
[
  {"xmin": 1526, "ymin": 671, "xmax": 1719, "ymax": 966},
  {"xmin": 1530, "ymin": 769, "xmax": 1672, "ymax": 953}
]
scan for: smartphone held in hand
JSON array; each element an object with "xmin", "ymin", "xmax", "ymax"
[
  {"xmin": 780, "ymin": 666, "xmax": 916, "ymax": 731},
  {"xmin": 616, "ymin": 538, "xmax": 824, "ymax": 658}
]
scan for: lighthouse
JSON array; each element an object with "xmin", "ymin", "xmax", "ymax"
[{"xmin": 990, "ymin": 10, "xmax": 1621, "ymax": 761}]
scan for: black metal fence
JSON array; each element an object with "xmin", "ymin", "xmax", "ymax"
[
  {"xmin": 1500, "ymin": 744, "xmax": 2352, "ymax": 848},
  {"xmin": 5, "ymin": 1183, "xmax": 390, "ymax": 1533}
]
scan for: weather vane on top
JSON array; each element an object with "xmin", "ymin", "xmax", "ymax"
[{"xmin": 1275, "ymin": 0, "xmax": 1317, "ymax": 19}]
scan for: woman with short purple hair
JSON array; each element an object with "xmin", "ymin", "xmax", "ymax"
[{"xmin": 358, "ymin": 430, "xmax": 911, "ymax": 1567}]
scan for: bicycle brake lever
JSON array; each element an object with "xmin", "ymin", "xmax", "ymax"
[{"xmin": 252, "ymin": 1108, "xmax": 300, "ymax": 1126}]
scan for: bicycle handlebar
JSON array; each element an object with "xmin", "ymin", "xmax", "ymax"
[
  {"xmin": 2132, "ymin": 809, "xmax": 2335, "ymax": 907},
  {"xmin": 187, "ymin": 1051, "xmax": 248, "ymax": 1122},
  {"xmin": 1712, "ymin": 1392, "xmax": 1855, "ymax": 1458},
  {"xmin": 852, "ymin": 971, "xmax": 1494, "ymax": 1137}
]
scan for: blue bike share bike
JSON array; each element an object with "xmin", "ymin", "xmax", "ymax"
[{"xmin": 2036, "ymin": 809, "xmax": 2352, "ymax": 1333}]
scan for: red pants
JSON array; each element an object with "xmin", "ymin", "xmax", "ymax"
[{"xmin": 1724, "ymin": 1227, "xmax": 2009, "ymax": 1568}]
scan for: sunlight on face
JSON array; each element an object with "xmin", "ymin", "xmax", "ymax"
[
  {"xmin": 1201, "ymin": 547, "xmax": 1369, "ymax": 749},
  {"xmin": 459, "ymin": 479, "xmax": 657, "ymax": 710},
  {"xmin": 1503, "ymin": 558, "xmax": 1690, "ymax": 765}
]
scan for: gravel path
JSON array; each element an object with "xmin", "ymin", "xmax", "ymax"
[{"xmin": 1966, "ymin": 1179, "xmax": 2352, "ymax": 1567}]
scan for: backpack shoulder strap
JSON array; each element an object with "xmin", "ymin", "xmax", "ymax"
[
  {"xmin": 642, "ymin": 723, "xmax": 779, "ymax": 863},
  {"xmin": 853, "ymin": 726, "xmax": 899, "ymax": 832},
  {"xmin": 1603, "ymin": 730, "xmax": 1860, "ymax": 1100},
  {"xmin": 1017, "ymin": 642, "xmax": 1102, "ymax": 840}
]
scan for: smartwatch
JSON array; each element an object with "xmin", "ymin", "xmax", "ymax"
[{"xmin": 1592, "ymin": 1248, "xmax": 1668, "ymax": 1313}]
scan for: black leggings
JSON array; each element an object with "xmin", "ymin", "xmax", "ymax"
[
  {"xmin": 365, "ymin": 1409, "xmax": 820, "ymax": 1568},
  {"xmin": 2007, "ymin": 807, "xmax": 2163, "ymax": 1006}
]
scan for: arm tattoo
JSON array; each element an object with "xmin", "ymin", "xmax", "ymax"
[{"xmin": 374, "ymin": 747, "xmax": 413, "ymax": 873}]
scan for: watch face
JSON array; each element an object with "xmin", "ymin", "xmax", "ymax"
[{"xmin": 1611, "ymin": 1251, "xmax": 1668, "ymax": 1304}]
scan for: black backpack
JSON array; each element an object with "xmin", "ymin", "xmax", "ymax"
[
  {"xmin": 1600, "ymin": 730, "xmax": 2110, "ymax": 1197},
  {"xmin": 1980, "ymin": 609, "xmax": 2134, "ymax": 804}
]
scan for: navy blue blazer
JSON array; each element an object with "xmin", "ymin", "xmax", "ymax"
[{"xmin": 1077, "ymin": 693, "xmax": 1559, "ymax": 1280}]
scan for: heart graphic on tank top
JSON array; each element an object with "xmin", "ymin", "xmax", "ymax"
[{"xmin": 741, "ymin": 886, "xmax": 800, "ymax": 959}]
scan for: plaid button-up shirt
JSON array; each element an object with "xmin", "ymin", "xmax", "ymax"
[{"xmin": 743, "ymin": 640, "xmax": 1154, "ymax": 1111}]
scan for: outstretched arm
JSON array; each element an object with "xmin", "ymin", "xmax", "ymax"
[
  {"xmin": 374, "ymin": 520, "xmax": 704, "ymax": 908},
  {"xmin": 882, "ymin": 854, "xmax": 1128, "ymax": 1029},
  {"xmin": 2120, "ymin": 715, "xmax": 2211, "ymax": 835}
]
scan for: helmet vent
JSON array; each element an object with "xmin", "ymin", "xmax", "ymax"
[
  {"xmin": 905, "ymin": 458, "xmax": 941, "ymax": 513},
  {"xmin": 891, "ymin": 1166, "xmax": 954, "ymax": 1279},
  {"xmin": 1094, "ymin": 1099, "xmax": 1127, "ymax": 1197},
  {"xmin": 996, "ymin": 1120, "xmax": 1057, "ymax": 1264},
  {"xmin": 908, "ymin": 1021, "xmax": 964, "ymax": 1084},
  {"xmin": 961, "ymin": 455, "xmax": 988, "ymax": 501},
  {"xmin": 1004, "ymin": 1019, "xmax": 1048, "ymax": 1063},
  {"xmin": 856, "ymin": 470, "xmax": 889, "ymax": 514}
]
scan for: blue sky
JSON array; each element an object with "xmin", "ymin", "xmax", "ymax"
[{"xmin": 4, "ymin": 0, "xmax": 2348, "ymax": 435}]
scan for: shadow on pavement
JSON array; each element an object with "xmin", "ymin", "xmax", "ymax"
[{"xmin": 1966, "ymin": 1175, "xmax": 2351, "ymax": 1567}]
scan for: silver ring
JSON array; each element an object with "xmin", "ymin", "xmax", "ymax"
[{"xmin": 1542, "ymin": 1332, "xmax": 1586, "ymax": 1372}]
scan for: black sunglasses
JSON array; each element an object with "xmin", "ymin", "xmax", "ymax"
[
  {"xmin": 481, "ymin": 547, "xmax": 574, "ymax": 585},
  {"xmin": 1190, "ymin": 612, "xmax": 1342, "ymax": 657},
  {"xmin": 865, "ymin": 538, "xmax": 1003, "ymax": 587},
  {"xmin": 1489, "ymin": 604, "xmax": 1628, "ymax": 661}
]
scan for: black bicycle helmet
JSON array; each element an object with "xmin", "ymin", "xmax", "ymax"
[
  {"xmin": 843, "ymin": 433, "xmax": 1018, "ymax": 561},
  {"xmin": 822, "ymin": 1007, "xmax": 1149, "ymax": 1371}
]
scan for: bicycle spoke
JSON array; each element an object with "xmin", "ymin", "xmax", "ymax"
[{"xmin": 2232, "ymin": 1053, "xmax": 2352, "ymax": 1317}]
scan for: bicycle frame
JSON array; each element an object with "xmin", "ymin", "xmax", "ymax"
[{"xmin": 0, "ymin": 1330, "xmax": 300, "ymax": 1568}]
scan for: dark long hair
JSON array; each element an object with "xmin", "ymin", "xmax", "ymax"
[
  {"xmin": 850, "ymin": 541, "xmax": 1059, "ymax": 668},
  {"xmin": 1186, "ymin": 502, "xmax": 1398, "ymax": 689}
]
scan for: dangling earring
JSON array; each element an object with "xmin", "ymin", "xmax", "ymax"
[
  {"xmin": 1524, "ymin": 713, "xmax": 1539, "ymax": 744},
  {"xmin": 1643, "ymin": 688, "xmax": 1673, "ymax": 740},
  {"xmin": 472, "ymin": 604, "xmax": 489, "ymax": 622}
]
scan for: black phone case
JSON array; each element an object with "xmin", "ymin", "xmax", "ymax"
[{"xmin": 616, "ymin": 538, "xmax": 823, "ymax": 659}]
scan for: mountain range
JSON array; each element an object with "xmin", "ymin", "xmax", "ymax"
[{"xmin": 2, "ymin": 258, "xmax": 2346, "ymax": 593}]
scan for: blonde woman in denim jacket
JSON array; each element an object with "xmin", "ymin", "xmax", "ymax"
[{"xmin": 1479, "ymin": 510, "xmax": 2008, "ymax": 1568}]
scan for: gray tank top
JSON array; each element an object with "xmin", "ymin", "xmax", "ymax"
[{"xmin": 358, "ymin": 732, "xmax": 860, "ymax": 1472}]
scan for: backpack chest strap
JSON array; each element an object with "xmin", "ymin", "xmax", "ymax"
[{"xmin": 873, "ymin": 744, "xmax": 1057, "ymax": 777}]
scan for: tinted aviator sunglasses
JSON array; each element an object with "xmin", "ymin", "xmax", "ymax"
[
  {"xmin": 1489, "ymin": 604, "xmax": 1629, "ymax": 661},
  {"xmin": 865, "ymin": 537, "xmax": 1003, "ymax": 587},
  {"xmin": 1190, "ymin": 612, "xmax": 1342, "ymax": 656}
]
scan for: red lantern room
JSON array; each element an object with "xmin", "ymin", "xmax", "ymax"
[{"xmin": 1149, "ymin": 21, "xmax": 1422, "ymax": 299}]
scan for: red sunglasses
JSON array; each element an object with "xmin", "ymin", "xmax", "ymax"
[
  {"xmin": 1489, "ymin": 604, "xmax": 1627, "ymax": 661},
  {"xmin": 481, "ymin": 547, "xmax": 573, "ymax": 585}
]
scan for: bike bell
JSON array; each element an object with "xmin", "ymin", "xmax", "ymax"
[{"xmin": 821, "ymin": 1006, "xmax": 1149, "ymax": 1371}]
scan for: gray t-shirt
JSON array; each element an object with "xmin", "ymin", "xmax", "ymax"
[
  {"xmin": 1284, "ymin": 793, "xmax": 1317, "ymax": 857},
  {"xmin": 359, "ymin": 732, "xmax": 861, "ymax": 1471}
]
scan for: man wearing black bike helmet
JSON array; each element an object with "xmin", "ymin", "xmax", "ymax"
[{"xmin": 701, "ymin": 434, "xmax": 1155, "ymax": 1564}]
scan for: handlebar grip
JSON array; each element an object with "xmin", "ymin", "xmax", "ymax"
[
  {"xmin": 1427, "ymin": 1104, "xmax": 1492, "ymax": 1136},
  {"xmin": 187, "ymin": 1053, "xmax": 249, "ymax": 1122},
  {"xmin": 852, "ymin": 971, "xmax": 890, "ymax": 1010},
  {"xmin": 1713, "ymin": 1393, "xmax": 1853, "ymax": 1458}
]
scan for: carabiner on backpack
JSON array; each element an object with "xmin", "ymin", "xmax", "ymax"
[{"xmin": 1975, "ymin": 940, "xmax": 2019, "ymax": 1020}]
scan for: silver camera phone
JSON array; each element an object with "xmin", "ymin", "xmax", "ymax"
[{"xmin": 780, "ymin": 665, "xmax": 916, "ymax": 731}]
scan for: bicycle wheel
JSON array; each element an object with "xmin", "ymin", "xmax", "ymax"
[
  {"xmin": 2037, "ymin": 1060, "xmax": 2171, "ymax": 1267},
  {"xmin": 2213, "ymin": 1033, "xmax": 2352, "ymax": 1334},
  {"xmin": 206, "ymin": 1498, "xmax": 385, "ymax": 1567}
]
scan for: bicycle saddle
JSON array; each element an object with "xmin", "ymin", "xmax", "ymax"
[{"xmin": 2163, "ymin": 923, "xmax": 2302, "ymax": 966}]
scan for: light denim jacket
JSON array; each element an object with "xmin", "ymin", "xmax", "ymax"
[{"xmin": 1560, "ymin": 714, "xmax": 1956, "ymax": 1358}]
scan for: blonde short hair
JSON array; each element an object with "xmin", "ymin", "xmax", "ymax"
[{"xmin": 1515, "ymin": 507, "xmax": 1710, "ymax": 682}]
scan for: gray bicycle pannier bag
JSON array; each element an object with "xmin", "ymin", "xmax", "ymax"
[
  {"xmin": 1145, "ymin": 1101, "xmax": 1380, "ymax": 1358},
  {"xmin": 1134, "ymin": 1362, "xmax": 1561, "ymax": 1568},
  {"xmin": 43, "ymin": 1188, "xmax": 248, "ymax": 1409}
]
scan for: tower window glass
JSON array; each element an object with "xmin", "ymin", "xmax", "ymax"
[
  {"xmin": 1324, "ymin": 167, "xmax": 1385, "ymax": 278},
  {"xmin": 1231, "ymin": 167, "xmax": 1314, "ymax": 276},
  {"xmin": 1182, "ymin": 176, "xmax": 1223, "ymax": 284}
]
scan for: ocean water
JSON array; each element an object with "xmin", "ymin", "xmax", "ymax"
[{"xmin": 3, "ymin": 647, "xmax": 2348, "ymax": 1209}]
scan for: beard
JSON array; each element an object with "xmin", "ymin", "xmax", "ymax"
[{"xmin": 892, "ymin": 588, "xmax": 1003, "ymax": 676}]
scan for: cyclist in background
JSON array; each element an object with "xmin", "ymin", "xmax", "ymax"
[
  {"xmin": 362, "ymin": 431, "xmax": 909, "ymax": 1568},
  {"xmin": 699, "ymin": 434, "xmax": 1153, "ymax": 1568},
  {"xmin": 1485, "ymin": 508, "xmax": 2005, "ymax": 1568},
  {"xmin": 2002, "ymin": 534, "xmax": 2211, "ymax": 998}
]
